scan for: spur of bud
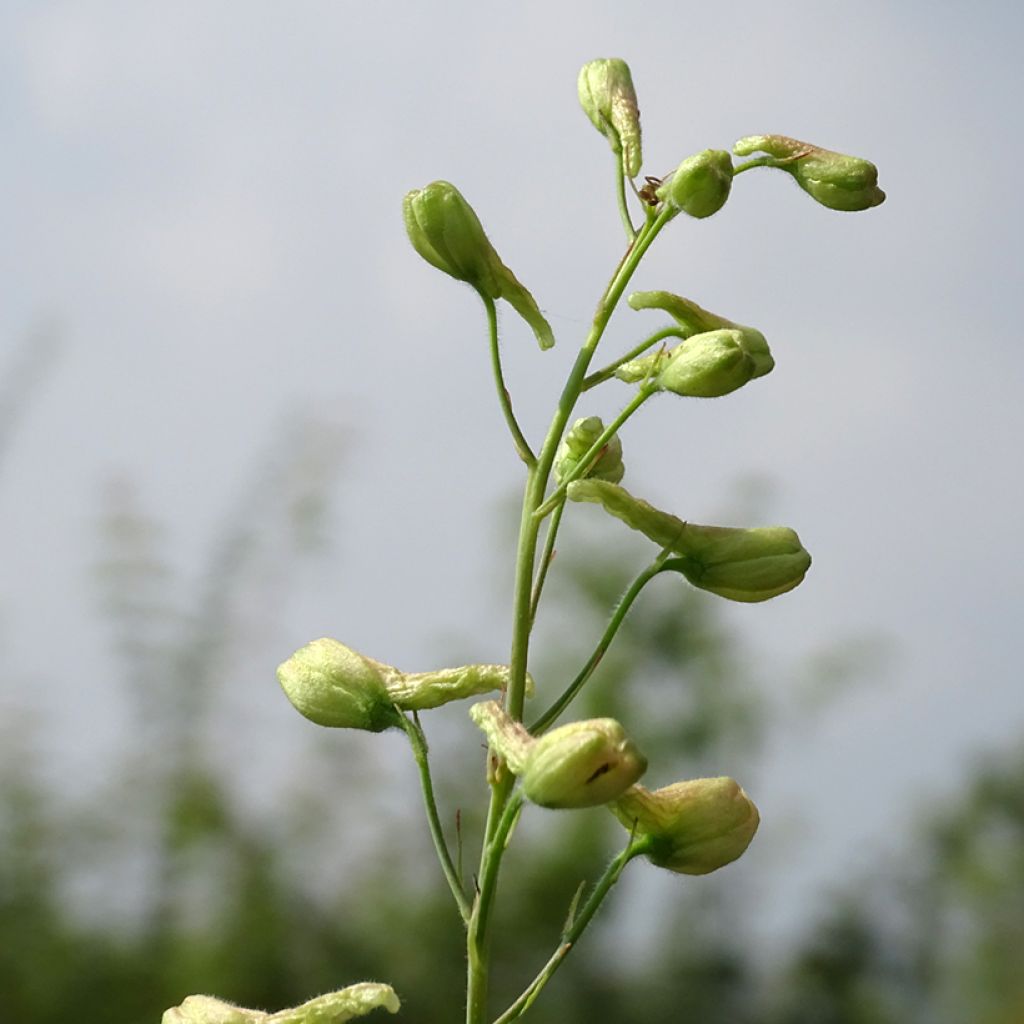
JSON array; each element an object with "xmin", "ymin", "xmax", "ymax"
[
  {"xmin": 567, "ymin": 480, "xmax": 811, "ymax": 602},
  {"xmin": 470, "ymin": 701, "xmax": 647, "ymax": 809},
  {"xmin": 554, "ymin": 416, "xmax": 625, "ymax": 485},
  {"xmin": 733, "ymin": 135, "xmax": 885, "ymax": 212},
  {"xmin": 162, "ymin": 983, "xmax": 401, "ymax": 1024},
  {"xmin": 278, "ymin": 638, "xmax": 531, "ymax": 731},
  {"xmin": 616, "ymin": 328, "xmax": 773, "ymax": 398},
  {"xmin": 656, "ymin": 149, "xmax": 734, "ymax": 219},
  {"xmin": 578, "ymin": 58, "xmax": 643, "ymax": 177},
  {"xmin": 403, "ymin": 180, "xmax": 554, "ymax": 349},
  {"xmin": 612, "ymin": 778, "xmax": 759, "ymax": 875}
]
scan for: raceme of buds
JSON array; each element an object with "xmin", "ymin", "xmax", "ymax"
[
  {"xmin": 567, "ymin": 480, "xmax": 811, "ymax": 602},
  {"xmin": 733, "ymin": 135, "xmax": 885, "ymax": 212},
  {"xmin": 578, "ymin": 58, "xmax": 642, "ymax": 177},
  {"xmin": 470, "ymin": 701, "xmax": 648, "ymax": 809},
  {"xmin": 656, "ymin": 149, "xmax": 734, "ymax": 219},
  {"xmin": 612, "ymin": 778, "xmax": 759, "ymax": 875},
  {"xmin": 554, "ymin": 416, "xmax": 625, "ymax": 485},
  {"xmin": 278, "ymin": 639, "xmax": 531, "ymax": 731},
  {"xmin": 403, "ymin": 181, "xmax": 554, "ymax": 350},
  {"xmin": 615, "ymin": 328, "xmax": 773, "ymax": 398},
  {"xmin": 162, "ymin": 983, "xmax": 401, "ymax": 1024}
]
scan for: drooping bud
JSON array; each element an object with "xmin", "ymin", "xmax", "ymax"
[
  {"xmin": 163, "ymin": 983, "xmax": 401, "ymax": 1024},
  {"xmin": 276, "ymin": 638, "xmax": 401, "ymax": 732},
  {"xmin": 656, "ymin": 149, "xmax": 733, "ymax": 219},
  {"xmin": 567, "ymin": 480, "xmax": 811, "ymax": 602},
  {"xmin": 523, "ymin": 718, "xmax": 648, "ymax": 809},
  {"xmin": 612, "ymin": 778, "xmax": 759, "ymax": 875},
  {"xmin": 733, "ymin": 135, "xmax": 885, "ymax": 212},
  {"xmin": 554, "ymin": 416, "xmax": 625, "ymax": 485},
  {"xmin": 577, "ymin": 58, "xmax": 643, "ymax": 177},
  {"xmin": 469, "ymin": 701, "xmax": 647, "ymax": 809},
  {"xmin": 615, "ymin": 328, "xmax": 773, "ymax": 398},
  {"xmin": 403, "ymin": 181, "xmax": 554, "ymax": 349}
]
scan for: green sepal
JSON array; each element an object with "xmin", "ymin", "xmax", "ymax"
[
  {"xmin": 612, "ymin": 778, "xmax": 759, "ymax": 875},
  {"xmin": 577, "ymin": 58, "xmax": 642, "ymax": 177},
  {"xmin": 733, "ymin": 135, "xmax": 885, "ymax": 212},
  {"xmin": 403, "ymin": 180, "xmax": 554, "ymax": 349},
  {"xmin": 554, "ymin": 416, "xmax": 625, "ymax": 485},
  {"xmin": 567, "ymin": 480, "xmax": 811, "ymax": 602},
  {"xmin": 656, "ymin": 149, "xmax": 733, "ymax": 219}
]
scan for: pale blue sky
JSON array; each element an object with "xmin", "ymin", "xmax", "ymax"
[{"xmin": 2, "ymin": 1, "xmax": 1022, "ymax": 948}]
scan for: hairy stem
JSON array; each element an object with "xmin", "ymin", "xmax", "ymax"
[{"xmin": 484, "ymin": 295, "xmax": 536, "ymax": 467}]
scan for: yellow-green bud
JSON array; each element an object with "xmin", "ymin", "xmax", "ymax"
[
  {"xmin": 656, "ymin": 149, "xmax": 733, "ymax": 219},
  {"xmin": 567, "ymin": 480, "xmax": 811, "ymax": 602},
  {"xmin": 388, "ymin": 663, "xmax": 534, "ymax": 711},
  {"xmin": 276, "ymin": 639, "xmax": 401, "ymax": 732},
  {"xmin": 578, "ymin": 58, "xmax": 643, "ymax": 178},
  {"xmin": 612, "ymin": 778, "xmax": 759, "ymax": 875},
  {"xmin": 615, "ymin": 328, "xmax": 773, "ymax": 398},
  {"xmin": 733, "ymin": 135, "xmax": 885, "ymax": 212},
  {"xmin": 554, "ymin": 416, "xmax": 625, "ymax": 485},
  {"xmin": 403, "ymin": 181, "xmax": 554, "ymax": 349},
  {"xmin": 469, "ymin": 701, "xmax": 647, "ymax": 809},
  {"xmin": 163, "ymin": 983, "xmax": 401, "ymax": 1024}
]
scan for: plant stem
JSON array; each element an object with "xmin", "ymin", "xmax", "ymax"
[
  {"xmin": 400, "ymin": 715, "xmax": 472, "ymax": 923},
  {"xmin": 492, "ymin": 836, "xmax": 652, "ymax": 1024},
  {"xmin": 529, "ymin": 497, "xmax": 565, "ymax": 626},
  {"xmin": 582, "ymin": 326, "xmax": 687, "ymax": 392},
  {"xmin": 484, "ymin": 295, "xmax": 536, "ymax": 467},
  {"xmin": 529, "ymin": 553, "xmax": 671, "ymax": 734},
  {"xmin": 614, "ymin": 158, "xmax": 637, "ymax": 241}
]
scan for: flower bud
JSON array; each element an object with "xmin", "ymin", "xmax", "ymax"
[
  {"xmin": 554, "ymin": 416, "xmax": 625, "ymax": 485},
  {"xmin": 523, "ymin": 718, "xmax": 647, "ymax": 809},
  {"xmin": 403, "ymin": 181, "xmax": 554, "ymax": 350},
  {"xmin": 656, "ymin": 149, "xmax": 733, "ymax": 219},
  {"xmin": 733, "ymin": 135, "xmax": 885, "ymax": 212},
  {"xmin": 615, "ymin": 328, "xmax": 773, "ymax": 398},
  {"xmin": 567, "ymin": 480, "xmax": 811, "ymax": 602},
  {"xmin": 277, "ymin": 639, "xmax": 401, "ymax": 732},
  {"xmin": 612, "ymin": 778, "xmax": 759, "ymax": 875},
  {"xmin": 578, "ymin": 58, "xmax": 642, "ymax": 177},
  {"xmin": 163, "ymin": 983, "xmax": 400, "ymax": 1024}
]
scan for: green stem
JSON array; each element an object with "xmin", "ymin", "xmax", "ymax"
[
  {"xmin": 400, "ymin": 715, "xmax": 472, "ymax": 923},
  {"xmin": 614, "ymin": 157, "xmax": 637, "ymax": 241},
  {"xmin": 529, "ymin": 498, "xmax": 565, "ymax": 626},
  {"xmin": 533, "ymin": 387, "xmax": 654, "ymax": 520},
  {"xmin": 582, "ymin": 326, "xmax": 687, "ymax": 392},
  {"xmin": 529, "ymin": 553, "xmax": 671, "ymax": 734},
  {"xmin": 492, "ymin": 836, "xmax": 652, "ymax": 1024},
  {"xmin": 484, "ymin": 295, "xmax": 536, "ymax": 467},
  {"xmin": 732, "ymin": 156, "xmax": 776, "ymax": 175}
]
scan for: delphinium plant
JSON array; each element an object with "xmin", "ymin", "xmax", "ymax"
[{"xmin": 162, "ymin": 58, "xmax": 884, "ymax": 1024}]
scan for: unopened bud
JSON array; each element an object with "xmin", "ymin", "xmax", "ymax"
[
  {"xmin": 403, "ymin": 181, "xmax": 554, "ymax": 349},
  {"xmin": 578, "ymin": 59, "xmax": 642, "ymax": 177},
  {"xmin": 613, "ymin": 778, "xmax": 759, "ymax": 875},
  {"xmin": 163, "ymin": 983, "xmax": 400, "ymax": 1024},
  {"xmin": 656, "ymin": 149, "xmax": 733, "ymax": 219},
  {"xmin": 616, "ymin": 328, "xmax": 773, "ymax": 398},
  {"xmin": 554, "ymin": 416, "xmax": 625, "ymax": 485},
  {"xmin": 733, "ymin": 135, "xmax": 885, "ymax": 212},
  {"xmin": 567, "ymin": 480, "xmax": 810, "ymax": 602},
  {"xmin": 276, "ymin": 639, "xmax": 401, "ymax": 732}
]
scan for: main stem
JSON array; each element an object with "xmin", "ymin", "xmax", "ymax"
[{"xmin": 464, "ymin": 207, "xmax": 672, "ymax": 1024}]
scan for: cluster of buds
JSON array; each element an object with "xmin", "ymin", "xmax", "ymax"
[{"xmin": 277, "ymin": 638, "xmax": 532, "ymax": 732}]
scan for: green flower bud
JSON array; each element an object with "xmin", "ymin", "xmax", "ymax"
[
  {"xmin": 567, "ymin": 480, "xmax": 811, "ymax": 602},
  {"xmin": 578, "ymin": 58, "xmax": 642, "ymax": 178},
  {"xmin": 469, "ymin": 701, "xmax": 647, "ymax": 809},
  {"xmin": 403, "ymin": 181, "xmax": 554, "ymax": 350},
  {"xmin": 733, "ymin": 135, "xmax": 885, "ymax": 212},
  {"xmin": 554, "ymin": 416, "xmax": 625, "ymax": 485},
  {"xmin": 276, "ymin": 639, "xmax": 401, "ymax": 732},
  {"xmin": 615, "ymin": 328, "xmax": 773, "ymax": 398},
  {"xmin": 163, "ymin": 983, "xmax": 401, "ymax": 1024},
  {"xmin": 656, "ymin": 149, "xmax": 733, "ymax": 219},
  {"xmin": 524, "ymin": 718, "xmax": 648, "ymax": 809},
  {"xmin": 612, "ymin": 778, "xmax": 759, "ymax": 875}
]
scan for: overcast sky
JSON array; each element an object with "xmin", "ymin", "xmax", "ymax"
[{"xmin": 2, "ymin": 1, "xmax": 1022, "ymax": 948}]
